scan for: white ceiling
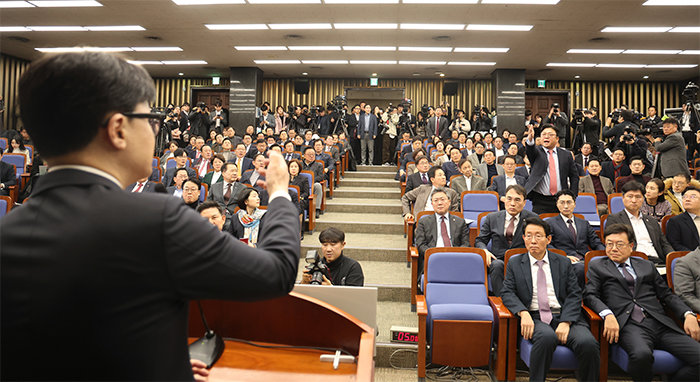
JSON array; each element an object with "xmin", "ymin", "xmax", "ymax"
[{"xmin": 0, "ymin": 0, "xmax": 699, "ymax": 81}]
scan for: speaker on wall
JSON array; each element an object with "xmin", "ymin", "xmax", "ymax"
[
  {"xmin": 294, "ymin": 79, "xmax": 309, "ymax": 95},
  {"xmin": 442, "ymin": 82, "xmax": 458, "ymax": 96}
]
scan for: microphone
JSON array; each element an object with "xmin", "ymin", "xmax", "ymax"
[{"xmin": 188, "ymin": 301, "xmax": 225, "ymax": 368}]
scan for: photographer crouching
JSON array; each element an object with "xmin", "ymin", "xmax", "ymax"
[{"xmin": 301, "ymin": 227, "xmax": 364, "ymax": 286}]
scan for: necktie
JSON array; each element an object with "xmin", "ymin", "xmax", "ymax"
[
  {"xmin": 440, "ymin": 216, "xmax": 451, "ymax": 246},
  {"xmin": 237, "ymin": 158, "xmax": 242, "ymax": 177},
  {"xmin": 435, "ymin": 117, "xmax": 439, "ymax": 136},
  {"xmin": 619, "ymin": 263, "xmax": 645, "ymax": 323},
  {"xmin": 505, "ymin": 216, "xmax": 515, "ymax": 245},
  {"xmin": 224, "ymin": 183, "xmax": 232, "ymax": 203},
  {"xmin": 133, "ymin": 182, "xmax": 144, "ymax": 193},
  {"xmin": 548, "ymin": 149, "xmax": 558, "ymax": 195},
  {"xmin": 584, "ymin": 156, "xmax": 589, "ymax": 167},
  {"xmin": 536, "ymin": 260, "xmax": 553, "ymax": 324},
  {"xmin": 567, "ymin": 219, "xmax": 577, "ymax": 241},
  {"xmin": 421, "ymin": 173, "xmax": 428, "ymax": 184}
]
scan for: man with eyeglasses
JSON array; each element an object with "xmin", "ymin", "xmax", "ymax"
[
  {"xmin": 180, "ymin": 177, "xmax": 202, "ymax": 210},
  {"xmin": 1, "ymin": 52, "xmax": 300, "ymax": 380},
  {"xmin": 606, "ymin": 181, "xmax": 673, "ymax": 264},
  {"xmin": 584, "ymin": 223, "xmax": 700, "ymax": 382},
  {"xmin": 162, "ymin": 148, "xmax": 197, "ymax": 188},
  {"xmin": 666, "ymin": 186, "xmax": 700, "ymax": 252},
  {"xmin": 501, "ymin": 217, "xmax": 600, "ymax": 382}
]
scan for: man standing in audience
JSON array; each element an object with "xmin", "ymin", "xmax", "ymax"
[
  {"xmin": 475, "ymin": 150, "xmax": 504, "ymax": 187},
  {"xmin": 606, "ymin": 181, "xmax": 674, "ymax": 263},
  {"xmin": 406, "ymin": 156, "xmax": 431, "ymax": 194},
  {"xmin": 2, "ymin": 52, "xmax": 299, "ymax": 380},
  {"xmin": 584, "ymin": 224, "xmax": 700, "ymax": 382},
  {"xmin": 429, "ymin": 107, "xmax": 449, "ymax": 142},
  {"xmin": 450, "ymin": 159, "xmax": 486, "ymax": 194},
  {"xmin": 357, "ymin": 103, "xmax": 377, "ymax": 166},
  {"xmin": 162, "ymin": 148, "xmax": 197, "ymax": 187},
  {"xmin": 653, "ymin": 117, "xmax": 689, "ymax": 179},
  {"xmin": 209, "ymin": 102, "xmax": 228, "ymax": 133},
  {"xmin": 616, "ymin": 156, "xmax": 650, "ymax": 192},
  {"xmin": 489, "ymin": 155, "xmax": 526, "ymax": 198},
  {"xmin": 302, "ymin": 146, "xmax": 325, "ymax": 219},
  {"xmin": 666, "ymin": 186, "xmax": 700, "ymax": 251},
  {"xmin": 207, "ymin": 162, "xmax": 246, "ymax": 216},
  {"xmin": 476, "ymin": 185, "xmax": 538, "ymax": 296},
  {"xmin": 674, "ymin": 246, "xmax": 700, "ymax": 313},
  {"xmin": 402, "ymin": 166, "xmax": 460, "ymax": 221},
  {"xmin": 579, "ymin": 159, "xmax": 614, "ymax": 216},
  {"xmin": 414, "ymin": 188, "xmax": 469, "ymax": 281},
  {"xmin": 502, "ymin": 217, "xmax": 600, "ymax": 382},
  {"xmin": 525, "ymin": 124, "xmax": 579, "ymax": 214}
]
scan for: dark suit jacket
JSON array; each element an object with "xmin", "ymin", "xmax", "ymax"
[
  {"xmin": 0, "ymin": 169, "xmax": 299, "ymax": 380},
  {"xmin": 358, "ymin": 114, "xmax": 378, "ymax": 138},
  {"xmin": 239, "ymin": 170, "xmax": 265, "ymax": 187},
  {"xmin": 600, "ymin": 161, "xmax": 630, "ymax": 184},
  {"xmin": 229, "ymin": 156, "xmax": 254, "ymax": 174},
  {"xmin": 442, "ymin": 161, "xmax": 461, "ymax": 180},
  {"xmin": 475, "ymin": 209, "xmax": 538, "ymax": 258},
  {"xmin": 525, "ymin": 143, "xmax": 579, "ymax": 195},
  {"xmin": 282, "ymin": 152, "xmax": 301, "ymax": 162},
  {"xmin": 488, "ymin": 174, "xmax": 527, "ymax": 198},
  {"xmin": 514, "ymin": 165, "xmax": 530, "ymax": 180},
  {"xmin": 584, "ymin": 256, "xmax": 691, "ymax": 334},
  {"xmin": 667, "ymin": 212, "xmax": 700, "ymax": 251},
  {"xmin": 0, "ymin": 160, "xmax": 17, "ymax": 190},
  {"xmin": 415, "ymin": 213, "xmax": 469, "ymax": 272},
  {"xmin": 406, "ymin": 171, "xmax": 429, "ymax": 194},
  {"xmin": 616, "ymin": 174, "xmax": 651, "ymax": 192},
  {"xmin": 654, "ymin": 131, "xmax": 689, "ymax": 178},
  {"xmin": 207, "ymin": 181, "xmax": 248, "ymax": 215},
  {"xmin": 301, "ymin": 160, "xmax": 324, "ymax": 184},
  {"xmin": 606, "ymin": 210, "xmax": 674, "ymax": 262},
  {"xmin": 428, "ymin": 116, "xmax": 449, "ymax": 141},
  {"xmin": 548, "ymin": 215, "xmax": 605, "ymax": 259},
  {"xmin": 575, "ymin": 154, "xmax": 598, "ymax": 168},
  {"xmin": 502, "ymin": 251, "xmax": 583, "ymax": 323},
  {"xmin": 126, "ymin": 181, "xmax": 158, "ymax": 193},
  {"xmin": 162, "ymin": 166, "xmax": 198, "ymax": 187}
]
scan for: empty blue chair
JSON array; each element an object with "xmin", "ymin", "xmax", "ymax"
[
  {"xmin": 524, "ymin": 199, "xmax": 533, "ymax": 212},
  {"xmin": 1, "ymin": 154, "xmax": 25, "ymax": 179},
  {"xmin": 608, "ymin": 194, "xmax": 624, "ymax": 214},
  {"xmin": 0, "ymin": 195, "xmax": 11, "ymax": 218},
  {"xmin": 462, "ymin": 191, "xmax": 499, "ymax": 223},
  {"xmin": 574, "ymin": 193, "xmax": 600, "ymax": 226},
  {"xmin": 0, "ymin": 138, "xmax": 6, "ymax": 151}
]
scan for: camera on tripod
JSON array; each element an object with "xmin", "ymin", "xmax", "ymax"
[
  {"xmin": 683, "ymin": 82, "xmax": 699, "ymax": 107},
  {"xmin": 327, "ymin": 95, "xmax": 347, "ymax": 114},
  {"xmin": 305, "ymin": 250, "xmax": 327, "ymax": 285}
]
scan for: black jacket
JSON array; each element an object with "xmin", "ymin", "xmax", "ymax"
[{"xmin": 321, "ymin": 253, "xmax": 364, "ymax": 286}]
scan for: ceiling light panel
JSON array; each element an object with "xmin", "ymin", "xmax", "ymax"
[
  {"xmin": 646, "ymin": 64, "xmax": 697, "ymax": 68},
  {"xmin": 334, "ymin": 23, "xmax": 398, "ymax": 29},
  {"xmin": 127, "ymin": 60, "xmax": 164, "ymax": 65},
  {"xmin": 289, "ymin": 46, "xmax": 341, "ymax": 50},
  {"xmin": 546, "ymin": 63, "xmax": 596, "ymax": 67},
  {"xmin": 28, "ymin": 26, "xmax": 88, "ymax": 31},
  {"xmin": 131, "ymin": 47, "xmax": 183, "ymax": 51},
  {"xmin": 447, "ymin": 61, "xmax": 497, "ymax": 65},
  {"xmin": 400, "ymin": 23, "xmax": 465, "ymax": 30},
  {"xmin": 162, "ymin": 60, "xmax": 208, "ymax": 65},
  {"xmin": 343, "ymin": 46, "xmax": 397, "ymax": 51},
  {"xmin": 205, "ymin": 24, "xmax": 268, "ymax": 30},
  {"xmin": 567, "ymin": 49, "xmax": 623, "ymax": 54},
  {"xmin": 349, "ymin": 60, "xmax": 397, "ymax": 64},
  {"xmin": 454, "ymin": 47, "xmax": 509, "ymax": 52},
  {"xmin": 481, "ymin": 0, "xmax": 559, "ymax": 3},
  {"xmin": 235, "ymin": 46, "xmax": 287, "ymax": 50},
  {"xmin": 643, "ymin": 0, "xmax": 700, "ymax": 5},
  {"xmin": 399, "ymin": 60, "xmax": 447, "ymax": 65},
  {"xmin": 0, "ymin": 1, "xmax": 35, "ymax": 7},
  {"xmin": 301, "ymin": 60, "xmax": 348, "ymax": 64},
  {"xmin": 623, "ymin": 49, "xmax": 681, "ymax": 54},
  {"xmin": 670, "ymin": 27, "xmax": 700, "ymax": 33},
  {"xmin": 325, "ymin": 0, "xmax": 397, "ymax": 3},
  {"xmin": 601, "ymin": 27, "xmax": 671, "ymax": 33},
  {"xmin": 254, "ymin": 59, "xmax": 301, "ymax": 64},
  {"xmin": 467, "ymin": 24, "xmax": 533, "ymax": 31},
  {"xmin": 268, "ymin": 23, "xmax": 332, "ymax": 29},
  {"xmin": 172, "ymin": 0, "xmax": 244, "ymax": 4},
  {"xmin": 681, "ymin": 50, "xmax": 700, "ymax": 55},
  {"xmin": 399, "ymin": 46, "xmax": 452, "ymax": 52},
  {"xmin": 85, "ymin": 25, "xmax": 145, "ymax": 31},
  {"xmin": 0, "ymin": 27, "xmax": 31, "ymax": 32},
  {"xmin": 595, "ymin": 64, "xmax": 646, "ymax": 68},
  {"xmin": 29, "ymin": 0, "xmax": 102, "ymax": 6},
  {"xmin": 248, "ymin": 0, "xmax": 320, "ymax": 3},
  {"xmin": 402, "ymin": 0, "xmax": 478, "ymax": 3}
]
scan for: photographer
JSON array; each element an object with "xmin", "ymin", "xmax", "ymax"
[
  {"xmin": 471, "ymin": 106, "xmax": 492, "ymax": 133},
  {"xmin": 680, "ymin": 103, "xmax": 699, "ymax": 161},
  {"xmin": 603, "ymin": 109, "xmax": 636, "ymax": 147},
  {"xmin": 289, "ymin": 105, "xmax": 308, "ymax": 132},
  {"xmin": 397, "ymin": 104, "xmax": 416, "ymax": 135},
  {"xmin": 614, "ymin": 127, "xmax": 650, "ymax": 168},
  {"xmin": 209, "ymin": 102, "xmax": 228, "ymax": 133},
  {"xmin": 642, "ymin": 105, "xmax": 663, "ymax": 138},
  {"xmin": 578, "ymin": 108, "xmax": 601, "ymax": 154},
  {"xmin": 543, "ymin": 103, "xmax": 570, "ymax": 147},
  {"xmin": 257, "ymin": 105, "xmax": 275, "ymax": 134},
  {"xmin": 188, "ymin": 102, "xmax": 211, "ymax": 138},
  {"xmin": 653, "ymin": 117, "xmax": 689, "ymax": 179},
  {"xmin": 301, "ymin": 227, "xmax": 364, "ymax": 286},
  {"xmin": 450, "ymin": 109, "xmax": 471, "ymax": 135}
]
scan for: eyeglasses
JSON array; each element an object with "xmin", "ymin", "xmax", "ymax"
[
  {"xmin": 524, "ymin": 234, "xmax": 547, "ymax": 240},
  {"xmin": 605, "ymin": 242, "xmax": 630, "ymax": 249},
  {"xmin": 122, "ymin": 112, "xmax": 164, "ymax": 135}
]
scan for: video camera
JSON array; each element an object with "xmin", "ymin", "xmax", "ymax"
[
  {"xmin": 683, "ymin": 82, "xmax": 699, "ymax": 107},
  {"xmin": 305, "ymin": 250, "xmax": 327, "ymax": 285},
  {"xmin": 327, "ymin": 95, "xmax": 347, "ymax": 114}
]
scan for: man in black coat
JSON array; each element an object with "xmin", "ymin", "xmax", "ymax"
[
  {"xmin": 405, "ymin": 156, "xmax": 431, "ymax": 194},
  {"xmin": 584, "ymin": 223, "xmax": 700, "ymax": 382},
  {"xmin": 1, "ymin": 52, "xmax": 300, "ymax": 380},
  {"xmin": 666, "ymin": 186, "xmax": 700, "ymax": 251},
  {"xmin": 0, "ymin": 151, "xmax": 17, "ymax": 196}
]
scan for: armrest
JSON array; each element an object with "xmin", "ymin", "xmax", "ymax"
[
  {"xmin": 582, "ymin": 305, "xmax": 601, "ymax": 322},
  {"xmin": 410, "ymin": 246, "xmax": 419, "ymax": 260},
  {"xmin": 488, "ymin": 296, "xmax": 514, "ymax": 319},
  {"xmin": 416, "ymin": 295, "xmax": 428, "ymax": 316}
]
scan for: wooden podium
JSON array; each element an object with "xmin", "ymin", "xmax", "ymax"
[{"xmin": 188, "ymin": 292, "xmax": 375, "ymax": 381}]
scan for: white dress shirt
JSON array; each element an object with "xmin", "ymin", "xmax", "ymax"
[
  {"xmin": 210, "ymin": 171, "xmax": 222, "ymax": 185},
  {"xmin": 463, "ymin": 176, "xmax": 472, "ymax": 191},
  {"xmin": 505, "ymin": 175, "xmax": 517, "ymax": 189},
  {"xmin": 504, "ymin": 212, "xmax": 520, "ymax": 237},
  {"xmin": 625, "ymin": 209, "xmax": 660, "ymax": 259},
  {"xmin": 528, "ymin": 253, "xmax": 562, "ymax": 311}
]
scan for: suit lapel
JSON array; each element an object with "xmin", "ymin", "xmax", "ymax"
[
  {"xmin": 604, "ymin": 258, "xmax": 634, "ymax": 296},
  {"xmin": 548, "ymin": 252, "xmax": 562, "ymax": 299},
  {"xmin": 520, "ymin": 253, "xmax": 533, "ymax": 298},
  {"xmin": 449, "ymin": 215, "xmax": 460, "ymax": 244}
]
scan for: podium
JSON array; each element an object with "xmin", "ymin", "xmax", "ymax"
[{"xmin": 188, "ymin": 292, "xmax": 375, "ymax": 381}]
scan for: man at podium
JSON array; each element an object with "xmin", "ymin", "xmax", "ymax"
[{"xmin": 1, "ymin": 52, "xmax": 300, "ymax": 380}]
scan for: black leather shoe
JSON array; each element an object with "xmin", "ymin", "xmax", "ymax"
[{"xmin": 315, "ymin": 210, "xmax": 320, "ymax": 219}]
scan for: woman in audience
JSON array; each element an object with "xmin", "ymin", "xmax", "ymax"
[
  {"xmin": 431, "ymin": 141, "xmax": 447, "ymax": 163},
  {"xmin": 202, "ymin": 154, "xmax": 225, "ymax": 187},
  {"xmin": 231, "ymin": 187, "xmax": 266, "ymax": 247},
  {"xmin": 160, "ymin": 141, "xmax": 179, "ymax": 170},
  {"xmin": 288, "ymin": 159, "xmax": 309, "ymax": 239},
  {"xmin": 641, "ymin": 178, "xmax": 672, "ymax": 224},
  {"xmin": 206, "ymin": 129, "xmax": 217, "ymax": 145},
  {"xmin": 472, "ymin": 132, "xmax": 482, "ymax": 143},
  {"xmin": 6, "ymin": 137, "xmax": 31, "ymax": 164},
  {"xmin": 212, "ymin": 134, "xmax": 224, "ymax": 153}
]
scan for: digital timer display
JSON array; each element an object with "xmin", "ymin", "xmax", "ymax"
[{"xmin": 390, "ymin": 326, "xmax": 419, "ymax": 344}]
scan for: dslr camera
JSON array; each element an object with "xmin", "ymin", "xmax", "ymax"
[{"xmin": 305, "ymin": 250, "xmax": 327, "ymax": 285}]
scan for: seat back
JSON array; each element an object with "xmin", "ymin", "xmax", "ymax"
[
  {"xmin": 608, "ymin": 193, "xmax": 624, "ymax": 215},
  {"xmin": 0, "ymin": 195, "xmax": 12, "ymax": 218},
  {"xmin": 299, "ymin": 171, "xmax": 314, "ymax": 191},
  {"xmin": 574, "ymin": 193, "xmax": 600, "ymax": 224},
  {"xmin": 199, "ymin": 184, "xmax": 208, "ymax": 203},
  {"xmin": 660, "ymin": 215, "xmax": 672, "ymax": 235},
  {"xmin": 152, "ymin": 157, "xmax": 159, "ymax": 168},
  {"xmin": 477, "ymin": 211, "xmax": 492, "ymax": 250},
  {"xmin": 461, "ymin": 191, "xmax": 499, "ymax": 221},
  {"xmin": 425, "ymin": 248, "xmax": 489, "ymax": 307},
  {"xmin": 665, "ymin": 251, "xmax": 689, "ymax": 291},
  {"xmin": 2, "ymin": 153, "xmax": 26, "ymax": 177},
  {"xmin": 0, "ymin": 138, "xmax": 6, "ymax": 151},
  {"xmin": 584, "ymin": 250, "xmax": 648, "ymax": 280},
  {"xmin": 26, "ymin": 145, "xmax": 33, "ymax": 160},
  {"xmin": 524, "ymin": 199, "xmax": 533, "ymax": 211}
]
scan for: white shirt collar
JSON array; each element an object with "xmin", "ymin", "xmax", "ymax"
[
  {"xmin": 560, "ymin": 213, "xmax": 574, "ymax": 223},
  {"xmin": 528, "ymin": 252, "xmax": 548, "ymax": 266},
  {"xmin": 49, "ymin": 165, "xmax": 123, "ymax": 188},
  {"xmin": 624, "ymin": 208, "xmax": 642, "ymax": 220}
]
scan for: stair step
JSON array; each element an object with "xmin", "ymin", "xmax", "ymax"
[
  {"xmin": 333, "ymin": 187, "xmax": 402, "ymax": 199},
  {"xmin": 344, "ymin": 171, "xmax": 396, "ymax": 180},
  {"xmin": 325, "ymin": 198, "xmax": 402, "ymax": 214},
  {"xmin": 356, "ymin": 165, "xmax": 397, "ymax": 173},
  {"xmin": 301, "ymin": 231, "xmax": 406, "ymax": 251},
  {"xmin": 300, "ymin": 245, "xmax": 406, "ymax": 262},
  {"xmin": 340, "ymin": 178, "xmax": 398, "ymax": 188},
  {"xmin": 316, "ymin": 219, "xmax": 404, "ymax": 235}
]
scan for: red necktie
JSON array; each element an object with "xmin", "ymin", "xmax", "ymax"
[
  {"xmin": 548, "ymin": 149, "xmax": 558, "ymax": 195},
  {"xmin": 133, "ymin": 182, "xmax": 144, "ymax": 193},
  {"xmin": 440, "ymin": 216, "xmax": 451, "ymax": 246},
  {"xmin": 505, "ymin": 216, "xmax": 515, "ymax": 245},
  {"xmin": 224, "ymin": 183, "xmax": 232, "ymax": 203}
]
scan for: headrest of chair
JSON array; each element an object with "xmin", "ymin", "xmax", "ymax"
[{"xmin": 427, "ymin": 252, "xmax": 485, "ymax": 284}]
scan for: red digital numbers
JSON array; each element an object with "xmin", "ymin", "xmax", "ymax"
[{"xmin": 395, "ymin": 331, "xmax": 417, "ymax": 342}]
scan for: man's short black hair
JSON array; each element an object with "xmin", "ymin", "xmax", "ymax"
[
  {"xmin": 303, "ymin": 146, "xmax": 315, "ymax": 155},
  {"xmin": 604, "ymin": 223, "xmax": 636, "ymax": 244},
  {"xmin": 629, "ymin": 156, "xmax": 644, "ymax": 164},
  {"xmin": 174, "ymin": 167, "xmax": 189, "ymax": 177},
  {"xmin": 620, "ymin": 109, "xmax": 634, "ymax": 121},
  {"xmin": 522, "ymin": 216, "xmax": 551, "ymax": 237},
  {"xmin": 682, "ymin": 185, "xmax": 700, "ymax": 196},
  {"xmin": 184, "ymin": 177, "xmax": 201, "ymax": 190},
  {"xmin": 663, "ymin": 117, "xmax": 679, "ymax": 128},
  {"xmin": 621, "ymin": 180, "xmax": 645, "ymax": 195},
  {"xmin": 503, "ymin": 155, "xmax": 516, "ymax": 163},
  {"xmin": 430, "ymin": 187, "xmax": 450, "ymax": 200},
  {"xmin": 18, "ymin": 52, "xmax": 155, "ymax": 158},
  {"xmin": 413, "ymin": 137, "xmax": 423, "ymax": 144},
  {"xmin": 222, "ymin": 162, "xmax": 236, "ymax": 173},
  {"xmin": 173, "ymin": 148, "xmax": 186, "ymax": 158},
  {"xmin": 555, "ymin": 189, "xmax": 576, "ymax": 202},
  {"xmin": 540, "ymin": 124, "xmax": 557, "ymax": 135},
  {"xmin": 417, "ymin": 156, "xmax": 430, "ymax": 165},
  {"xmin": 427, "ymin": 165, "xmax": 443, "ymax": 181},
  {"xmin": 255, "ymin": 139, "xmax": 266, "ymax": 145},
  {"xmin": 197, "ymin": 200, "xmax": 224, "ymax": 214},
  {"xmin": 505, "ymin": 184, "xmax": 527, "ymax": 199},
  {"xmin": 474, "ymin": 142, "xmax": 485, "ymax": 148},
  {"xmin": 319, "ymin": 227, "xmax": 345, "ymax": 244}
]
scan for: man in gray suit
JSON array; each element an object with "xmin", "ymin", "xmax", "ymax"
[
  {"xmin": 414, "ymin": 188, "xmax": 470, "ymax": 277},
  {"xmin": 674, "ymin": 247, "xmax": 700, "ymax": 313},
  {"xmin": 207, "ymin": 162, "xmax": 247, "ymax": 215},
  {"xmin": 654, "ymin": 117, "xmax": 689, "ymax": 179},
  {"xmin": 475, "ymin": 184, "xmax": 538, "ymax": 296},
  {"xmin": 450, "ymin": 158, "xmax": 487, "ymax": 195},
  {"xmin": 402, "ymin": 166, "xmax": 460, "ymax": 221},
  {"xmin": 466, "ymin": 141, "xmax": 486, "ymax": 169},
  {"xmin": 475, "ymin": 150, "xmax": 504, "ymax": 186}
]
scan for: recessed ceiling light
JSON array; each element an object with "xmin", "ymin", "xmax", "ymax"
[
  {"xmin": 0, "ymin": 1, "xmax": 35, "ymax": 8},
  {"xmin": 447, "ymin": 61, "xmax": 497, "ymax": 65},
  {"xmin": 623, "ymin": 49, "xmax": 681, "ymax": 54},
  {"xmin": 128, "ymin": 60, "xmax": 164, "ymax": 65},
  {"xmin": 301, "ymin": 72, "xmax": 308, "ymax": 75},
  {"xmin": 205, "ymin": 24, "xmax": 268, "ymax": 30},
  {"xmin": 412, "ymin": 73, "xmax": 421, "ymax": 76},
  {"xmin": 334, "ymin": 23, "xmax": 398, "ymax": 29},
  {"xmin": 400, "ymin": 23, "xmax": 465, "ymax": 30},
  {"xmin": 29, "ymin": 0, "xmax": 102, "ymax": 6},
  {"xmin": 343, "ymin": 46, "xmax": 396, "ymax": 51},
  {"xmin": 325, "ymin": 0, "xmax": 397, "ymax": 3},
  {"xmin": 399, "ymin": 46, "xmax": 452, "ymax": 52},
  {"xmin": 350, "ymin": 60, "xmax": 397, "ymax": 64},
  {"xmin": 643, "ymin": 0, "xmax": 700, "ymax": 5},
  {"xmin": 172, "ymin": 0, "xmax": 244, "ymax": 4},
  {"xmin": 574, "ymin": 75, "xmax": 581, "ymax": 78},
  {"xmin": 482, "ymin": 0, "xmax": 559, "ymax": 3},
  {"xmin": 546, "ymin": 63, "xmax": 596, "ymax": 67},
  {"xmin": 453, "ymin": 47, "xmax": 509, "ymax": 53},
  {"xmin": 467, "ymin": 24, "xmax": 533, "ymax": 31},
  {"xmin": 131, "ymin": 47, "xmax": 183, "ymax": 51},
  {"xmin": 254, "ymin": 59, "xmax": 301, "ymax": 64},
  {"xmin": 28, "ymin": 26, "xmax": 88, "ymax": 31},
  {"xmin": 268, "ymin": 23, "xmax": 332, "ymax": 29},
  {"xmin": 681, "ymin": 50, "xmax": 700, "ymax": 55},
  {"xmin": 289, "ymin": 46, "xmax": 341, "ymax": 50},
  {"xmin": 162, "ymin": 60, "xmax": 208, "ymax": 65},
  {"xmin": 439, "ymin": 73, "xmax": 446, "ymax": 77},
  {"xmin": 37, "ymin": 46, "xmax": 133, "ymax": 52},
  {"xmin": 85, "ymin": 25, "xmax": 145, "ymax": 31},
  {"xmin": 301, "ymin": 60, "xmax": 348, "ymax": 64},
  {"xmin": 601, "ymin": 27, "xmax": 671, "ymax": 33},
  {"xmin": 670, "ymin": 27, "xmax": 700, "ymax": 33},
  {"xmin": 234, "ymin": 46, "xmax": 287, "ymax": 50},
  {"xmin": 248, "ymin": 0, "xmax": 320, "ymax": 3},
  {"xmin": 371, "ymin": 73, "xmax": 377, "ymax": 76},
  {"xmin": 403, "ymin": 0, "xmax": 478, "ymax": 3},
  {"xmin": 646, "ymin": 64, "xmax": 697, "ymax": 68},
  {"xmin": 643, "ymin": 75, "xmax": 650, "ymax": 79},
  {"xmin": 595, "ymin": 63, "xmax": 646, "ymax": 68},
  {"xmin": 178, "ymin": 72, "xmax": 184, "ymax": 76},
  {"xmin": 0, "ymin": 27, "xmax": 31, "ymax": 32},
  {"xmin": 399, "ymin": 60, "xmax": 447, "ymax": 65},
  {"xmin": 567, "ymin": 49, "xmax": 623, "ymax": 54}
]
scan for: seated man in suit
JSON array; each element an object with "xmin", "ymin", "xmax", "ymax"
[
  {"xmin": 441, "ymin": 147, "xmax": 463, "ymax": 180},
  {"xmin": 607, "ymin": 181, "xmax": 674, "ymax": 264},
  {"xmin": 475, "ymin": 184, "xmax": 538, "ymax": 296},
  {"xmin": 313, "ymin": 139, "xmax": 334, "ymax": 181},
  {"xmin": 207, "ymin": 162, "xmax": 247, "ymax": 216},
  {"xmin": 600, "ymin": 148, "xmax": 631, "ymax": 183},
  {"xmin": 240, "ymin": 153, "xmax": 266, "ymax": 188},
  {"xmin": 584, "ymin": 224, "xmax": 700, "ymax": 382},
  {"xmin": 402, "ymin": 166, "xmax": 460, "ymax": 223},
  {"xmin": 231, "ymin": 142, "xmax": 254, "ymax": 175},
  {"xmin": 549, "ymin": 189, "xmax": 605, "ymax": 285},
  {"xmin": 161, "ymin": 148, "xmax": 197, "ymax": 187},
  {"xmin": 502, "ymin": 217, "xmax": 600, "ymax": 382},
  {"xmin": 579, "ymin": 159, "xmax": 614, "ymax": 216},
  {"xmin": 489, "ymin": 155, "xmax": 526, "ymax": 198},
  {"xmin": 616, "ymin": 156, "xmax": 651, "ymax": 192},
  {"xmin": 166, "ymin": 167, "xmax": 190, "ymax": 198},
  {"xmin": 246, "ymin": 139, "xmax": 267, "ymax": 159},
  {"xmin": 398, "ymin": 138, "xmax": 424, "ymax": 180},
  {"xmin": 324, "ymin": 135, "xmax": 340, "ymax": 163},
  {"xmin": 192, "ymin": 144, "xmax": 213, "ymax": 178},
  {"xmin": 0, "ymin": 151, "xmax": 17, "ymax": 196},
  {"xmin": 405, "ymin": 156, "xmax": 431, "ymax": 194},
  {"xmin": 666, "ymin": 186, "xmax": 700, "ymax": 251},
  {"xmin": 126, "ymin": 177, "xmax": 157, "ymax": 193},
  {"xmin": 674, "ymin": 247, "xmax": 700, "ymax": 313},
  {"xmin": 514, "ymin": 155, "xmax": 531, "ymax": 180},
  {"xmin": 475, "ymin": 150, "xmax": 504, "ymax": 187},
  {"xmin": 450, "ymin": 158, "xmax": 487, "ymax": 195},
  {"xmin": 197, "ymin": 200, "xmax": 230, "ymax": 233},
  {"xmin": 574, "ymin": 142, "xmax": 598, "ymax": 169},
  {"xmin": 181, "ymin": 177, "xmax": 201, "ymax": 210},
  {"xmin": 414, "ymin": 187, "xmax": 469, "ymax": 282},
  {"xmin": 302, "ymin": 146, "xmax": 325, "ymax": 219},
  {"xmin": 282, "ymin": 141, "xmax": 301, "ymax": 162}
]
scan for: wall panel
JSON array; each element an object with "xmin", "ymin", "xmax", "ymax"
[{"xmin": 0, "ymin": 54, "xmax": 29, "ymax": 130}]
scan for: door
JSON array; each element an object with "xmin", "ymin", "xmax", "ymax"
[
  {"xmin": 192, "ymin": 89, "xmax": 229, "ymax": 111},
  {"xmin": 525, "ymin": 92, "xmax": 568, "ymax": 119}
]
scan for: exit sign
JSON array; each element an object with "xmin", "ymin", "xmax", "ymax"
[
  {"xmin": 537, "ymin": 80, "xmax": 546, "ymax": 88},
  {"xmin": 370, "ymin": 77, "xmax": 379, "ymax": 87}
]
